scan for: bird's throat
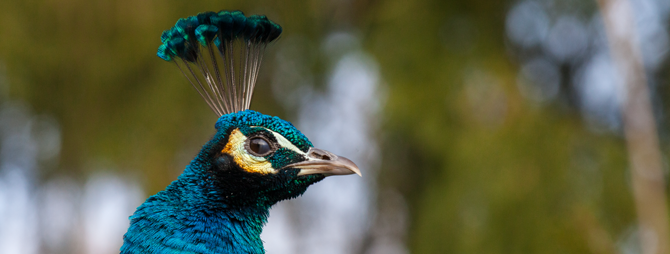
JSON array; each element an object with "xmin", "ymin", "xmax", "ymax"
[{"xmin": 121, "ymin": 174, "xmax": 272, "ymax": 254}]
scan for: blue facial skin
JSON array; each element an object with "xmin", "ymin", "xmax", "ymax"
[{"xmin": 121, "ymin": 110, "xmax": 325, "ymax": 254}]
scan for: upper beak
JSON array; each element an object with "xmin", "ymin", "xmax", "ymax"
[{"xmin": 282, "ymin": 148, "xmax": 362, "ymax": 177}]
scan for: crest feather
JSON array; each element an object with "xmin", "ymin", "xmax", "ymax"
[{"xmin": 158, "ymin": 11, "xmax": 282, "ymax": 115}]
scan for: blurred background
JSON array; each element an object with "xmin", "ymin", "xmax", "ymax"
[{"xmin": 0, "ymin": 0, "xmax": 668, "ymax": 253}]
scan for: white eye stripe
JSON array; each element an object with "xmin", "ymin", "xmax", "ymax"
[
  {"xmin": 269, "ymin": 131, "xmax": 307, "ymax": 156},
  {"xmin": 250, "ymin": 126, "xmax": 307, "ymax": 156}
]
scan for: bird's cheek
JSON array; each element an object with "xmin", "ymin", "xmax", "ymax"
[
  {"xmin": 232, "ymin": 154, "xmax": 274, "ymax": 174},
  {"xmin": 266, "ymin": 148, "xmax": 308, "ymax": 169}
]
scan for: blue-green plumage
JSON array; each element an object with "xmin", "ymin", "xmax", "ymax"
[
  {"xmin": 123, "ymin": 11, "xmax": 360, "ymax": 254},
  {"xmin": 121, "ymin": 110, "xmax": 325, "ymax": 253},
  {"xmin": 157, "ymin": 10, "xmax": 281, "ymax": 62}
]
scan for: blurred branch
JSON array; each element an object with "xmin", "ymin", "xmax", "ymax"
[{"xmin": 595, "ymin": 0, "xmax": 670, "ymax": 254}]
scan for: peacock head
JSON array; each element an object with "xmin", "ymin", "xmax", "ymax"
[
  {"xmin": 158, "ymin": 11, "xmax": 360, "ymax": 207},
  {"xmin": 190, "ymin": 110, "xmax": 360, "ymax": 207}
]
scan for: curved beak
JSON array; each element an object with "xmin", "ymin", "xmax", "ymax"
[{"xmin": 282, "ymin": 148, "xmax": 362, "ymax": 177}]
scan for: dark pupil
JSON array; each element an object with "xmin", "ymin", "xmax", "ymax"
[{"xmin": 250, "ymin": 138, "xmax": 271, "ymax": 155}]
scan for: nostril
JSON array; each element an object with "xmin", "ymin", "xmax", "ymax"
[{"xmin": 309, "ymin": 149, "xmax": 333, "ymax": 160}]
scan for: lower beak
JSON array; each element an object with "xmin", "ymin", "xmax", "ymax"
[{"xmin": 282, "ymin": 148, "xmax": 362, "ymax": 177}]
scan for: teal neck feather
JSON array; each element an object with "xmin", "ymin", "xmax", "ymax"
[
  {"xmin": 121, "ymin": 110, "xmax": 320, "ymax": 254},
  {"xmin": 121, "ymin": 155, "xmax": 271, "ymax": 254}
]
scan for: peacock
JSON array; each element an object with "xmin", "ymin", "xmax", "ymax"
[{"xmin": 120, "ymin": 11, "xmax": 361, "ymax": 254}]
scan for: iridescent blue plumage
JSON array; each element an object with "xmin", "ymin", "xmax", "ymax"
[
  {"xmin": 122, "ymin": 11, "xmax": 360, "ymax": 254},
  {"xmin": 121, "ymin": 110, "xmax": 324, "ymax": 253}
]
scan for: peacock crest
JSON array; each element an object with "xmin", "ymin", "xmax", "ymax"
[{"xmin": 157, "ymin": 11, "xmax": 282, "ymax": 115}]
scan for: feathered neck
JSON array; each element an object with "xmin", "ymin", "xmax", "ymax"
[
  {"xmin": 121, "ymin": 111, "xmax": 316, "ymax": 254},
  {"xmin": 121, "ymin": 152, "xmax": 271, "ymax": 254}
]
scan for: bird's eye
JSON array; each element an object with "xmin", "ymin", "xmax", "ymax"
[{"xmin": 247, "ymin": 137, "xmax": 273, "ymax": 156}]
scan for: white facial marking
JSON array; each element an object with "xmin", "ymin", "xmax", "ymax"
[
  {"xmin": 270, "ymin": 131, "xmax": 307, "ymax": 155},
  {"xmin": 250, "ymin": 126, "xmax": 308, "ymax": 156}
]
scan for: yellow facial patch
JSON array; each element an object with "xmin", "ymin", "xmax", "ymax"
[{"xmin": 221, "ymin": 129, "xmax": 275, "ymax": 174}]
